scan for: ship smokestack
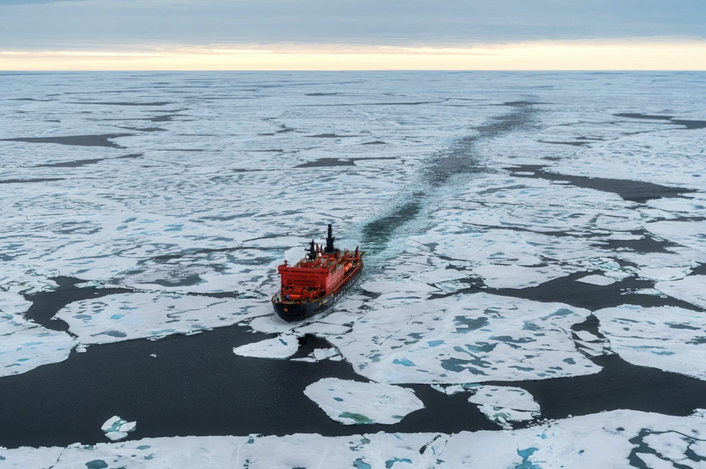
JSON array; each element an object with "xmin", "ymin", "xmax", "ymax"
[{"xmin": 325, "ymin": 224, "xmax": 335, "ymax": 254}]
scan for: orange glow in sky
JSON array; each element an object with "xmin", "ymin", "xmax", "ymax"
[{"xmin": 2, "ymin": 40, "xmax": 705, "ymax": 71}]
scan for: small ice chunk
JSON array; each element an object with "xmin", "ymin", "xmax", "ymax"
[
  {"xmin": 576, "ymin": 275, "xmax": 616, "ymax": 286},
  {"xmin": 468, "ymin": 385, "xmax": 540, "ymax": 429},
  {"xmin": 575, "ymin": 331, "xmax": 601, "ymax": 342},
  {"xmin": 101, "ymin": 416, "xmax": 136, "ymax": 441},
  {"xmin": 304, "ymin": 378, "xmax": 424, "ymax": 425},
  {"xmin": 312, "ymin": 348, "xmax": 340, "ymax": 361},
  {"xmin": 233, "ymin": 334, "xmax": 299, "ymax": 359}
]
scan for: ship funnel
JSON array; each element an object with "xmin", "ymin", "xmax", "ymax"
[{"xmin": 324, "ymin": 223, "xmax": 335, "ymax": 254}]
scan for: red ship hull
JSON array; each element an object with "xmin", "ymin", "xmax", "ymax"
[
  {"xmin": 272, "ymin": 261, "xmax": 363, "ymax": 322},
  {"xmin": 272, "ymin": 224, "xmax": 364, "ymax": 322}
]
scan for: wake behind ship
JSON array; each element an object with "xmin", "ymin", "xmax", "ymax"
[{"xmin": 272, "ymin": 224, "xmax": 364, "ymax": 322}]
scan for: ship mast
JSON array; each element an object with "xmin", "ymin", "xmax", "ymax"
[
  {"xmin": 307, "ymin": 239, "xmax": 317, "ymax": 260},
  {"xmin": 324, "ymin": 223, "xmax": 336, "ymax": 254}
]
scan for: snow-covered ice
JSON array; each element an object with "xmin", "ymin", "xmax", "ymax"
[
  {"xmin": 1, "ymin": 72, "xmax": 706, "ymax": 466},
  {"xmin": 596, "ymin": 305, "xmax": 706, "ymax": 380},
  {"xmin": 329, "ymin": 292, "xmax": 601, "ymax": 384},
  {"xmin": 1, "ymin": 72, "xmax": 705, "ymax": 383},
  {"xmin": 0, "ymin": 290, "xmax": 75, "ymax": 377},
  {"xmin": 467, "ymin": 385, "xmax": 540, "ymax": 429},
  {"xmin": 233, "ymin": 334, "xmax": 299, "ymax": 359},
  {"xmin": 3, "ymin": 409, "xmax": 706, "ymax": 468},
  {"xmin": 656, "ymin": 276, "xmax": 706, "ymax": 309},
  {"xmin": 55, "ymin": 293, "xmax": 265, "ymax": 345},
  {"xmin": 576, "ymin": 274, "xmax": 616, "ymax": 286},
  {"xmin": 303, "ymin": 378, "xmax": 424, "ymax": 425}
]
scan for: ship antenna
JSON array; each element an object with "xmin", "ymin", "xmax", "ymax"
[{"xmin": 325, "ymin": 223, "xmax": 335, "ymax": 254}]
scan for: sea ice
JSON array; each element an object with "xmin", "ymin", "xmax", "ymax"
[
  {"xmin": 303, "ymin": 378, "xmax": 424, "ymax": 425},
  {"xmin": 329, "ymin": 292, "xmax": 600, "ymax": 384},
  {"xmin": 101, "ymin": 415, "xmax": 136, "ymax": 441},
  {"xmin": 656, "ymin": 276, "xmax": 706, "ymax": 309},
  {"xmin": 0, "ymin": 290, "xmax": 75, "ymax": 377},
  {"xmin": 3, "ymin": 72, "xmax": 705, "ymax": 386},
  {"xmin": 575, "ymin": 274, "xmax": 616, "ymax": 286},
  {"xmin": 55, "ymin": 293, "xmax": 266, "ymax": 345},
  {"xmin": 596, "ymin": 305, "xmax": 706, "ymax": 380},
  {"xmin": 2, "ymin": 409, "xmax": 706, "ymax": 468},
  {"xmin": 232, "ymin": 334, "xmax": 299, "ymax": 359},
  {"xmin": 646, "ymin": 221, "xmax": 706, "ymax": 255},
  {"xmin": 467, "ymin": 385, "xmax": 540, "ymax": 429}
]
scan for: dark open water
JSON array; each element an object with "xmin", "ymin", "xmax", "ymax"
[{"xmin": 1, "ymin": 268, "xmax": 706, "ymax": 449}]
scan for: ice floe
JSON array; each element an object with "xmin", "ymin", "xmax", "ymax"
[
  {"xmin": 0, "ymin": 290, "xmax": 75, "ymax": 377},
  {"xmin": 576, "ymin": 274, "xmax": 616, "ymax": 286},
  {"xmin": 467, "ymin": 385, "xmax": 540, "ymax": 429},
  {"xmin": 329, "ymin": 292, "xmax": 601, "ymax": 384},
  {"xmin": 3, "ymin": 409, "xmax": 706, "ymax": 468},
  {"xmin": 596, "ymin": 305, "xmax": 706, "ymax": 380},
  {"xmin": 101, "ymin": 415, "xmax": 137, "ymax": 441},
  {"xmin": 646, "ymin": 221, "xmax": 706, "ymax": 255},
  {"xmin": 233, "ymin": 334, "xmax": 299, "ymax": 359},
  {"xmin": 304, "ymin": 378, "xmax": 424, "ymax": 425},
  {"xmin": 656, "ymin": 276, "xmax": 706, "ymax": 309},
  {"xmin": 55, "ymin": 293, "xmax": 266, "ymax": 345}
]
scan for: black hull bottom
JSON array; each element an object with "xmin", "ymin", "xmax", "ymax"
[{"xmin": 272, "ymin": 267, "xmax": 362, "ymax": 322}]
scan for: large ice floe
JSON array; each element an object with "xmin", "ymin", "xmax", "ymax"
[
  {"xmin": 595, "ymin": 304, "xmax": 706, "ymax": 380},
  {"xmin": 656, "ymin": 276, "xmax": 706, "ymax": 309},
  {"xmin": 329, "ymin": 292, "xmax": 600, "ymax": 384},
  {"xmin": 2, "ymin": 409, "xmax": 706, "ymax": 468},
  {"xmin": 304, "ymin": 378, "xmax": 424, "ymax": 425},
  {"xmin": 54, "ymin": 292, "xmax": 264, "ymax": 345},
  {"xmin": 0, "ymin": 289, "xmax": 75, "ymax": 377}
]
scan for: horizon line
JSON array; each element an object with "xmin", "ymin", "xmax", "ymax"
[{"xmin": 3, "ymin": 40, "xmax": 706, "ymax": 71}]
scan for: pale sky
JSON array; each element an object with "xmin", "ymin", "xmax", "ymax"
[{"xmin": 1, "ymin": 0, "xmax": 705, "ymax": 70}]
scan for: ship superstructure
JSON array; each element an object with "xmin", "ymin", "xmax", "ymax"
[{"xmin": 272, "ymin": 224, "xmax": 364, "ymax": 322}]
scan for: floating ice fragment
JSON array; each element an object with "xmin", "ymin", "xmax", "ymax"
[
  {"xmin": 304, "ymin": 378, "xmax": 424, "ymax": 425},
  {"xmin": 467, "ymin": 385, "xmax": 540, "ymax": 429},
  {"xmin": 574, "ymin": 331, "xmax": 601, "ymax": 342},
  {"xmin": 575, "ymin": 274, "xmax": 616, "ymax": 286},
  {"xmin": 232, "ymin": 334, "xmax": 299, "ymax": 359},
  {"xmin": 312, "ymin": 347, "xmax": 341, "ymax": 361},
  {"xmin": 101, "ymin": 415, "xmax": 136, "ymax": 441},
  {"xmin": 431, "ymin": 383, "xmax": 479, "ymax": 395}
]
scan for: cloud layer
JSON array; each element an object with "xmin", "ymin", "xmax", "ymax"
[{"xmin": 1, "ymin": 0, "xmax": 704, "ymax": 49}]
